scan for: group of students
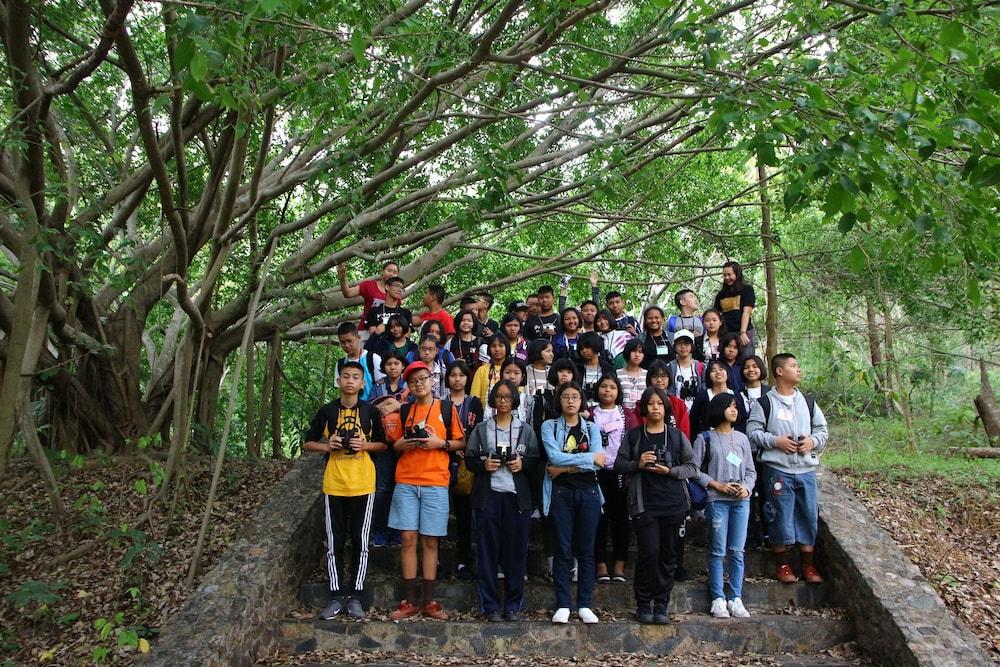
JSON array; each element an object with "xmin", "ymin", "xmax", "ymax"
[{"xmin": 302, "ymin": 260, "xmax": 829, "ymax": 624}]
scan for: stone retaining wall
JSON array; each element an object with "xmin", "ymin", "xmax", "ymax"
[
  {"xmin": 817, "ymin": 469, "xmax": 992, "ymax": 667},
  {"xmin": 143, "ymin": 457, "xmax": 325, "ymax": 666}
]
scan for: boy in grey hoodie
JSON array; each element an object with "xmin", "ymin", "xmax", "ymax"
[{"xmin": 746, "ymin": 353, "xmax": 828, "ymax": 584}]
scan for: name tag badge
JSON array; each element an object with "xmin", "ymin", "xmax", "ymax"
[
  {"xmin": 656, "ymin": 344, "xmax": 669, "ymax": 356},
  {"xmin": 777, "ymin": 408, "xmax": 793, "ymax": 422},
  {"xmin": 725, "ymin": 451, "xmax": 743, "ymax": 467}
]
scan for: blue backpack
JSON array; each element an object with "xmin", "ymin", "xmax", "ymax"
[{"xmin": 687, "ymin": 430, "xmax": 713, "ymax": 510}]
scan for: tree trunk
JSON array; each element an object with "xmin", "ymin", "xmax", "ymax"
[
  {"xmin": 246, "ymin": 343, "xmax": 259, "ymax": 457},
  {"xmin": 256, "ymin": 337, "xmax": 276, "ymax": 455},
  {"xmin": 20, "ymin": 394, "xmax": 66, "ymax": 530},
  {"xmin": 758, "ymin": 162, "xmax": 778, "ymax": 361},
  {"xmin": 864, "ymin": 296, "xmax": 892, "ymax": 417},
  {"xmin": 879, "ymin": 290, "xmax": 916, "ymax": 454},
  {"xmin": 270, "ymin": 332, "xmax": 284, "ymax": 459},
  {"xmin": 192, "ymin": 351, "xmax": 225, "ymax": 454},
  {"xmin": 975, "ymin": 359, "xmax": 1000, "ymax": 445}
]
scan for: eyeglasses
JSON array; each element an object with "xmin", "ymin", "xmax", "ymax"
[
  {"xmin": 407, "ymin": 375, "xmax": 432, "ymax": 385},
  {"xmin": 494, "ymin": 394, "xmax": 514, "ymax": 402}
]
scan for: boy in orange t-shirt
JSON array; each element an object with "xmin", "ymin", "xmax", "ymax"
[{"xmin": 386, "ymin": 361, "xmax": 465, "ymax": 621}]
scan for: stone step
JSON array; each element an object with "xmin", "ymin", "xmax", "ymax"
[
  {"xmin": 300, "ymin": 576, "xmax": 827, "ymax": 614},
  {"xmin": 357, "ymin": 542, "xmax": 791, "ymax": 578},
  {"xmin": 280, "ymin": 615, "xmax": 855, "ymax": 657}
]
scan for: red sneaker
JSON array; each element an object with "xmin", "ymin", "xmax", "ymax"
[
  {"xmin": 775, "ymin": 563, "xmax": 799, "ymax": 583},
  {"xmin": 422, "ymin": 600, "xmax": 449, "ymax": 620},
  {"xmin": 802, "ymin": 565, "xmax": 824, "ymax": 583},
  {"xmin": 389, "ymin": 600, "xmax": 421, "ymax": 621}
]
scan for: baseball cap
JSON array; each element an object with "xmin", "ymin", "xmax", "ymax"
[
  {"xmin": 673, "ymin": 329, "xmax": 695, "ymax": 343},
  {"xmin": 402, "ymin": 361, "xmax": 431, "ymax": 381}
]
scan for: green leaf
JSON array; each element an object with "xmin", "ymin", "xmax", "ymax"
[
  {"xmin": 939, "ymin": 20, "xmax": 964, "ymax": 48},
  {"xmin": 971, "ymin": 162, "xmax": 1000, "ymax": 188},
  {"xmin": 190, "ymin": 51, "xmax": 209, "ymax": 81},
  {"xmin": 916, "ymin": 137, "xmax": 937, "ymax": 160},
  {"xmin": 351, "ymin": 31, "xmax": 367, "ymax": 63},
  {"xmin": 174, "ymin": 38, "xmax": 196, "ymax": 70},
  {"xmin": 133, "ymin": 479, "xmax": 147, "ymax": 496},
  {"xmin": 838, "ymin": 212, "xmax": 857, "ymax": 233},
  {"xmin": 913, "ymin": 214, "xmax": 931, "ymax": 234},
  {"xmin": 985, "ymin": 65, "xmax": 1000, "ymax": 92},
  {"xmin": 847, "ymin": 246, "xmax": 868, "ymax": 272},
  {"xmin": 967, "ymin": 276, "xmax": 981, "ymax": 304}
]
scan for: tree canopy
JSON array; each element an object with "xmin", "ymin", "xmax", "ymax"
[{"xmin": 1, "ymin": 0, "xmax": 999, "ymax": 477}]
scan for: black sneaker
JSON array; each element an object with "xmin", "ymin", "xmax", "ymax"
[
  {"xmin": 320, "ymin": 596, "xmax": 345, "ymax": 620},
  {"xmin": 504, "ymin": 611, "xmax": 525, "ymax": 622},
  {"xmin": 346, "ymin": 596, "xmax": 365, "ymax": 619},
  {"xmin": 456, "ymin": 563, "xmax": 475, "ymax": 580},
  {"xmin": 484, "ymin": 611, "xmax": 503, "ymax": 622},
  {"xmin": 653, "ymin": 604, "xmax": 669, "ymax": 624},
  {"xmin": 635, "ymin": 609, "xmax": 654, "ymax": 624}
]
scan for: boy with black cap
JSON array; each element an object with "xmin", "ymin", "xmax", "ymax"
[{"xmin": 303, "ymin": 361, "xmax": 388, "ymax": 620}]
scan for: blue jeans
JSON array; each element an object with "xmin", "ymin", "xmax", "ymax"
[
  {"xmin": 706, "ymin": 499, "xmax": 750, "ymax": 601},
  {"xmin": 549, "ymin": 484, "xmax": 602, "ymax": 609},
  {"xmin": 761, "ymin": 465, "xmax": 819, "ymax": 546}
]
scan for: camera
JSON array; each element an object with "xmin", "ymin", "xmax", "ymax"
[
  {"xmin": 678, "ymin": 376, "xmax": 698, "ymax": 400},
  {"xmin": 494, "ymin": 441, "xmax": 514, "ymax": 464},
  {"xmin": 405, "ymin": 423, "xmax": 429, "ymax": 440},
  {"xmin": 646, "ymin": 445, "xmax": 672, "ymax": 468}
]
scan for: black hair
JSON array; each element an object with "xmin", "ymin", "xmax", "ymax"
[
  {"xmin": 596, "ymin": 372, "xmax": 624, "ymax": 406},
  {"xmin": 720, "ymin": 332, "xmax": 741, "ymax": 354},
  {"xmin": 499, "ymin": 357, "xmax": 528, "ymax": 387},
  {"xmin": 673, "ymin": 289, "xmax": 694, "ymax": 310},
  {"xmin": 422, "ymin": 319, "xmax": 446, "ymax": 342},
  {"xmin": 561, "ymin": 307, "xmax": 582, "ymax": 331},
  {"xmin": 426, "ymin": 284, "xmax": 446, "ymax": 305},
  {"xmin": 453, "ymin": 309, "xmax": 477, "ymax": 333},
  {"xmin": 703, "ymin": 359, "xmax": 730, "ymax": 387},
  {"xmin": 702, "ymin": 307, "xmax": 726, "ymax": 332},
  {"xmin": 742, "ymin": 354, "xmax": 768, "ymax": 381},
  {"xmin": 446, "ymin": 359, "xmax": 474, "ymax": 391},
  {"xmin": 594, "ymin": 309, "xmax": 615, "ymax": 332},
  {"xmin": 580, "ymin": 299, "xmax": 598, "ymax": 310},
  {"xmin": 526, "ymin": 339, "xmax": 553, "ymax": 365},
  {"xmin": 605, "ymin": 290, "xmax": 623, "ymax": 302},
  {"xmin": 577, "ymin": 331, "xmax": 604, "ymax": 354},
  {"xmin": 638, "ymin": 386, "xmax": 674, "ymax": 420},
  {"xmin": 380, "ymin": 352, "xmax": 408, "ymax": 372},
  {"xmin": 339, "ymin": 360, "xmax": 365, "ymax": 375},
  {"xmin": 382, "ymin": 260, "xmax": 399, "ymax": 271},
  {"xmin": 706, "ymin": 392, "xmax": 738, "ymax": 428},
  {"xmin": 642, "ymin": 305, "xmax": 665, "ymax": 323},
  {"xmin": 387, "ymin": 313, "xmax": 411, "ymax": 337},
  {"xmin": 722, "ymin": 261, "xmax": 744, "ymax": 290},
  {"xmin": 622, "ymin": 338, "xmax": 645, "ymax": 363},
  {"xmin": 418, "ymin": 332, "xmax": 441, "ymax": 348},
  {"xmin": 537, "ymin": 285, "xmax": 554, "ymax": 296},
  {"xmin": 337, "ymin": 321, "xmax": 358, "ymax": 337},
  {"xmin": 547, "ymin": 358, "xmax": 580, "ymax": 387},
  {"xmin": 485, "ymin": 333, "xmax": 510, "ymax": 360},
  {"xmin": 500, "ymin": 312, "xmax": 521, "ymax": 330},
  {"xmin": 459, "ymin": 296, "xmax": 478, "ymax": 308},
  {"xmin": 646, "ymin": 359, "xmax": 671, "ymax": 386},
  {"xmin": 489, "ymin": 379, "xmax": 521, "ymax": 410},
  {"xmin": 479, "ymin": 293, "xmax": 494, "ymax": 307},
  {"xmin": 771, "ymin": 352, "xmax": 797, "ymax": 377},
  {"xmin": 554, "ymin": 381, "xmax": 584, "ymax": 409}
]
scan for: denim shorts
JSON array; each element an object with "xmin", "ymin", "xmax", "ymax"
[
  {"xmin": 760, "ymin": 465, "xmax": 819, "ymax": 546},
  {"xmin": 388, "ymin": 483, "xmax": 449, "ymax": 536}
]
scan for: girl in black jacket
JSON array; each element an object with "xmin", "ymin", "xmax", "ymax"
[
  {"xmin": 614, "ymin": 387, "xmax": 697, "ymax": 625},
  {"xmin": 464, "ymin": 380, "xmax": 540, "ymax": 621}
]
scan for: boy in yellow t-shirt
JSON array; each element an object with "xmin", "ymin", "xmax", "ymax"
[{"xmin": 303, "ymin": 362, "xmax": 387, "ymax": 621}]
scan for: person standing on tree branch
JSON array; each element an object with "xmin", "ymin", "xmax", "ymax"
[
  {"xmin": 747, "ymin": 353, "xmax": 828, "ymax": 585},
  {"xmin": 713, "ymin": 261, "xmax": 756, "ymax": 361},
  {"xmin": 337, "ymin": 260, "xmax": 400, "ymax": 343}
]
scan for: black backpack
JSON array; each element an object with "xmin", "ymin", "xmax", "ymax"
[{"xmin": 321, "ymin": 402, "xmax": 376, "ymax": 463}]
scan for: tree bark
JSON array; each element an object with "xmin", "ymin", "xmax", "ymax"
[
  {"xmin": 246, "ymin": 343, "xmax": 259, "ymax": 458},
  {"xmin": 975, "ymin": 359, "xmax": 1000, "ymax": 445},
  {"xmin": 879, "ymin": 289, "xmax": 916, "ymax": 454},
  {"xmin": 270, "ymin": 332, "xmax": 284, "ymax": 459},
  {"xmin": 864, "ymin": 296, "xmax": 892, "ymax": 417},
  {"xmin": 758, "ymin": 162, "xmax": 778, "ymax": 361}
]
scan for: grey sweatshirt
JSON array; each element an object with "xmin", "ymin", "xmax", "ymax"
[
  {"xmin": 747, "ymin": 387, "xmax": 828, "ymax": 474},
  {"xmin": 691, "ymin": 429, "xmax": 757, "ymax": 503}
]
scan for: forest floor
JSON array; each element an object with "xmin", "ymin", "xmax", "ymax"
[
  {"xmin": 0, "ymin": 454, "xmax": 292, "ymax": 665},
  {"xmin": 826, "ymin": 417, "xmax": 1000, "ymax": 664}
]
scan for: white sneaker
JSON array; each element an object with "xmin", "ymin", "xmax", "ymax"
[
  {"xmin": 727, "ymin": 597, "xmax": 750, "ymax": 618},
  {"xmin": 710, "ymin": 597, "xmax": 730, "ymax": 618},
  {"xmin": 552, "ymin": 607, "xmax": 570, "ymax": 624},
  {"xmin": 578, "ymin": 607, "xmax": 599, "ymax": 624}
]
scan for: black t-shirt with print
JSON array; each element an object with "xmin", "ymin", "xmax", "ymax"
[
  {"xmin": 639, "ymin": 429, "xmax": 688, "ymax": 518},
  {"xmin": 554, "ymin": 422, "xmax": 598, "ymax": 489},
  {"xmin": 713, "ymin": 284, "xmax": 755, "ymax": 333},
  {"xmin": 524, "ymin": 313, "xmax": 560, "ymax": 341}
]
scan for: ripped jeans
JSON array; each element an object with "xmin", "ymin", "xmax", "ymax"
[{"xmin": 705, "ymin": 499, "xmax": 750, "ymax": 601}]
